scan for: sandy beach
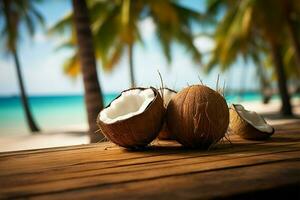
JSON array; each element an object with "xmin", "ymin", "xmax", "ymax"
[{"xmin": 0, "ymin": 98, "xmax": 299, "ymax": 152}]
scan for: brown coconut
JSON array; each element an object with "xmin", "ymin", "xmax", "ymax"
[
  {"xmin": 167, "ymin": 85, "xmax": 229, "ymax": 149},
  {"xmin": 158, "ymin": 88, "xmax": 177, "ymax": 140},
  {"xmin": 229, "ymin": 104, "xmax": 274, "ymax": 140},
  {"xmin": 97, "ymin": 87, "xmax": 165, "ymax": 149}
]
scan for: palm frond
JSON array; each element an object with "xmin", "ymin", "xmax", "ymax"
[
  {"xmin": 48, "ymin": 12, "xmax": 72, "ymax": 35},
  {"xmin": 63, "ymin": 52, "xmax": 81, "ymax": 78},
  {"xmin": 24, "ymin": 12, "xmax": 35, "ymax": 36},
  {"xmin": 103, "ymin": 42, "xmax": 124, "ymax": 71}
]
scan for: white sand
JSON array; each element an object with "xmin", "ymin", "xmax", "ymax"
[
  {"xmin": 0, "ymin": 132, "xmax": 90, "ymax": 152},
  {"xmin": 0, "ymin": 98, "xmax": 299, "ymax": 152}
]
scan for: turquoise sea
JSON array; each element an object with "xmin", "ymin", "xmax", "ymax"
[{"xmin": 0, "ymin": 92, "xmax": 264, "ymax": 136}]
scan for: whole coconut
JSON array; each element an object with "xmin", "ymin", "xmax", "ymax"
[{"xmin": 167, "ymin": 85, "xmax": 229, "ymax": 149}]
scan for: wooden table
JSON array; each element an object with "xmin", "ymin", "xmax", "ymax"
[{"xmin": 0, "ymin": 122, "xmax": 300, "ymax": 199}]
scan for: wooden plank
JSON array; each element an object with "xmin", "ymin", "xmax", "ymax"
[
  {"xmin": 1, "ymin": 141, "xmax": 299, "ymax": 184},
  {"xmin": 0, "ymin": 143, "xmax": 100, "ymax": 158},
  {"xmin": 1, "ymin": 131, "xmax": 300, "ymax": 177},
  {"xmin": 31, "ymin": 160, "xmax": 300, "ymax": 200},
  {"xmin": 272, "ymin": 121, "xmax": 300, "ymax": 131},
  {"xmin": 0, "ymin": 123, "xmax": 299, "ymax": 199},
  {"xmin": 0, "ymin": 146, "xmax": 299, "ymax": 198}
]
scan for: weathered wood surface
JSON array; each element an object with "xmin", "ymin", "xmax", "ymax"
[{"xmin": 0, "ymin": 122, "xmax": 299, "ymax": 199}]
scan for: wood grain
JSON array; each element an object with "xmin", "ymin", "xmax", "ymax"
[{"xmin": 0, "ymin": 123, "xmax": 299, "ymax": 199}]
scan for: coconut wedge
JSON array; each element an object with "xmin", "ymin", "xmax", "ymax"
[
  {"xmin": 167, "ymin": 85, "xmax": 229, "ymax": 149},
  {"xmin": 229, "ymin": 104, "xmax": 274, "ymax": 140},
  {"xmin": 97, "ymin": 87, "xmax": 164, "ymax": 148},
  {"xmin": 158, "ymin": 88, "xmax": 177, "ymax": 140}
]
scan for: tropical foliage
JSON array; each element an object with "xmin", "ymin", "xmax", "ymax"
[
  {"xmin": 50, "ymin": 0, "xmax": 203, "ymax": 87},
  {"xmin": 204, "ymin": 0, "xmax": 300, "ymax": 115},
  {"xmin": 0, "ymin": 0, "xmax": 44, "ymax": 132}
]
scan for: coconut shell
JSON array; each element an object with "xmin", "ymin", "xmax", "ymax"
[
  {"xmin": 158, "ymin": 122, "xmax": 175, "ymax": 140},
  {"xmin": 229, "ymin": 104, "xmax": 274, "ymax": 140},
  {"xmin": 97, "ymin": 87, "xmax": 165, "ymax": 149},
  {"xmin": 167, "ymin": 85, "xmax": 229, "ymax": 149},
  {"xmin": 158, "ymin": 88, "xmax": 177, "ymax": 140}
]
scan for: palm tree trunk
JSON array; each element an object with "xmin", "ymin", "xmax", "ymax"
[
  {"xmin": 270, "ymin": 42, "xmax": 293, "ymax": 116},
  {"xmin": 72, "ymin": 0, "xmax": 104, "ymax": 143},
  {"xmin": 12, "ymin": 49, "xmax": 40, "ymax": 133},
  {"xmin": 255, "ymin": 60, "xmax": 271, "ymax": 104},
  {"xmin": 287, "ymin": 21, "xmax": 300, "ymax": 75},
  {"xmin": 128, "ymin": 44, "xmax": 136, "ymax": 88},
  {"xmin": 283, "ymin": 0, "xmax": 300, "ymax": 75}
]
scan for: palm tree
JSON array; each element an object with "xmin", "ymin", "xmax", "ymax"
[
  {"xmin": 256, "ymin": 0, "xmax": 293, "ymax": 115},
  {"xmin": 91, "ymin": 0, "xmax": 142, "ymax": 88},
  {"xmin": 52, "ymin": 0, "xmax": 203, "ymax": 88},
  {"xmin": 205, "ymin": 0, "xmax": 295, "ymax": 116},
  {"xmin": 204, "ymin": 1, "xmax": 271, "ymax": 102},
  {"xmin": 0, "ymin": 0, "xmax": 43, "ymax": 132},
  {"xmin": 148, "ymin": 1, "xmax": 203, "ymax": 63},
  {"xmin": 51, "ymin": 0, "xmax": 203, "ymax": 142},
  {"xmin": 72, "ymin": 0, "xmax": 104, "ymax": 143},
  {"xmin": 91, "ymin": 0, "xmax": 203, "ymax": 87}
]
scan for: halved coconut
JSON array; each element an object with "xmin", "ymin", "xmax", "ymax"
[
  {"xmin": 229, "ymin": 104, "xmax": 274, "ymax": 140},
  {"xmin": 97, "ymin": 87, "xmax": 164, "ymax": 148},
  {"xmin": 158, "ymin": 88, "xmax": 177, "ymax": 140},
  {"xmin": 167, "ymin": 85, "xmax": 229, "ymax": 149}
]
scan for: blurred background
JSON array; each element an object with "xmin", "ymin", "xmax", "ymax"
[{"xmin": 0, "ymin": 0, "xmax": 299, "ymax": 151}]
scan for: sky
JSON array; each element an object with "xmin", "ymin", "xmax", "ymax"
[{"xmin": 0, "ymin": 0, "xmax": 260, "ymax": 96}]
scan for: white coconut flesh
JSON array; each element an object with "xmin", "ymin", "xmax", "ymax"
[
  {"xmin": 99, "ymin": 88, "xmax": 155, "ymax": 124},
  {"xmin": 159, "ymin": 88, "xmax": 176, "ymax": 108},
  {"xmin": 234, "ymin": 104, "xmax": 273, "ymax": 133}
]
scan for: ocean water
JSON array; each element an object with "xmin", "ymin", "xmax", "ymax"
[
  {"xmin": 0, "ymin": 94, "xmax": 117, "ymax": 136},
  {"xmin": 0, "ymin": 92, "xmax": 262, "ymax": 136}
]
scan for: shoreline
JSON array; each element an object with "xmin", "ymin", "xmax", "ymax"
[{"xmin": 0, "ymin": 98, "xmax": 299, "ymax": 152}]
